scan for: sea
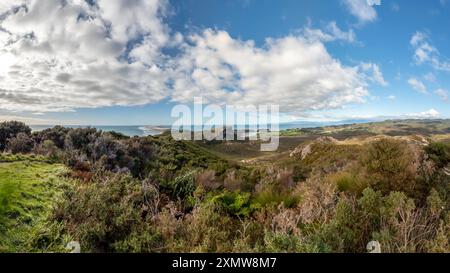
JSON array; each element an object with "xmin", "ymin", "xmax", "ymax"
[
  {"xmin": 30, "ymin": 125, "xmax": 170, "ymax": 137},
  {"xmin": 29, "ymin": 120, "xmax": 373, "ymax": 137}
]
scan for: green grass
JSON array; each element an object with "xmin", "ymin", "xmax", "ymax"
[
  {"xmin": 0, "ymin": 153, "xmax": 54, "ymax": 163},
  {"xmin": 0, "ymin": 158, "xmax": 72, "ymax": 252}
]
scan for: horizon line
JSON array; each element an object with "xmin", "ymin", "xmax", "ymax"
[{"xmin": 18, "ymin": 117, "xmax": 450, "ymax": 127}]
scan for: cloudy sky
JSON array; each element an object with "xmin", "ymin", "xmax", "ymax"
[{"xmin": 0, "ymin": 0, "xmax": 449, "ymax": 125}]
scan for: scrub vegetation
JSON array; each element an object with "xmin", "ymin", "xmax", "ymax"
[{"xmin": 0, "ymin": 120, "xmax": 449, "ymax": 253}]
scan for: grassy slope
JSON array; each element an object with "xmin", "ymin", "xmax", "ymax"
[{"xmin": 0, "ymin": 156, "xmax": 71, "ymax": 252}]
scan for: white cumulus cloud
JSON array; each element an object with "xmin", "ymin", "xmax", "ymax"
[
  {"xmin": 406, "ymin": 109, "xmax": 440, "ymax": 119},
  {"xmin": 0, "ymin": 0, "xmax": 381, "ymax": 117},
  {"xmin": 0, "ymin": 0, "xmax": 172, "ymax": 112},
  {"xmin": 171, "ymin": 29, "xmax": 370, "ymax": 113}
]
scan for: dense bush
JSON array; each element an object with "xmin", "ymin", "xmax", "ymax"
[
  {"xmin": 6, "ymin": 132, "xmax": 34, "ymax": 154},
  {"xmin": 54, "ymin": 172, "xmax": 164, "ymax": 252},
  {"xmin": 125, "ymin": 137, "xmax": 157, "ymax": 177},
  {"xmin": 210, "ymin": 191, "xmax": 258, "ymax": 217},
  {"xmin": 0, "ymin": 121, "xmax": 31, "ymax": 150},
  {"xmin": 33, "ymin": 140, "xmax": 62, "ymax": 161},
  {"xmin": 254, "ymin": 168, "xmax": 298, "ymax": 208},
  {"xmin": 167, "ymin": 171, "xmax": 196, "ymax": 203},
  {"xmin": 1, "ymin": 121, "xmax": 448, "ymax": 253},
  {"xmin": 425, "ymin": 142, "xmax": 450, "ymax": 168},
  {"xmin": 33, "ymin": 126, "xmax": 70, "ymax": 149},
  {"xmin": 361, "ymin": 139, "xmax": 418, "ymax": 196}
]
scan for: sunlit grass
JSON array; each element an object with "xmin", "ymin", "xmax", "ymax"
[{"xmin": 0, "ymin": 157, "xmax": 71, "ymax": 252}]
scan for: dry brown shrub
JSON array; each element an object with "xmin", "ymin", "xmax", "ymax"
[
  {"xmin": 155, "ymin": 202, "xmax": 182, "ymax": 248},
  {"xmin": 270, "ymin": 204, "xmax": 302, "ymax": 236},
  {"xmin": 69, "ymin": 170, "xmax": 93, "ymax": 182},
  {"xmin": 195, "ymin": 169, "xmax": 221, "ymax": 190},
  {"xmin": 141, "ymin": 179, "xmax": 161, "ymax": 219},
  {"xmin": 294, "ymin": 176, "xmax": 339, "ymax": 224},
  {"xmin": 276, "ymin": 168, "xmax": 295, "ymax": 190},
  {"xmin": 224, "ymin": 170, "xmax": 242, "ymax": 191},
  {"xmin": 254, "ymin": 166, "xmax": 295, "ymax": 194}
]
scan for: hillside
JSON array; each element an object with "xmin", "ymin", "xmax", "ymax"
[
  {"xmin": 0, "ymin": 120, "xmax": 448, "ymax": 253},
  {"xmin": 196, "ymin": 119, "xmax": 450, "ymax": 165}
]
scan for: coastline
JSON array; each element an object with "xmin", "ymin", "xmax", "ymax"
[{"xmin": 30, "ymin": 125, "xmax": 170, "ymax": 137}]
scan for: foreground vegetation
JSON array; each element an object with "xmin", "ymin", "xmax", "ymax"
[
  {"xmin": 0, "ymin": 120, "xmax": 448, "ymax": 253},
  {"xmin": 0, "ymin": 155, "xmax": 72, "ymax": 252}
]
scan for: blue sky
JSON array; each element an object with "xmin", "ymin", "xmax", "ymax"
[{"xmin": 0, "ymin": 0, "xmax": 449, "ymax": 125}]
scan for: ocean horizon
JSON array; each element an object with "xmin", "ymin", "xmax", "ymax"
[
  {"xmin": 29, "ymin": 125, "xmax": 169, "ymax": 137},
  {"xmin": 29, "ymin": 119, "xmax": 376, "ymax": 137}
]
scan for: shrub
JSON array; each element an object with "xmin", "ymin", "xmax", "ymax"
[
  {"xmin": 332, "ymin": 172, "xmax": 367, "ymax": 195},
  {"xmin": 292, "ymin": 164, "xmax": 310, "ymax": 182},
  {"xmin": 253, "ymin": 189, "xmax": 298, "ymax": 208},
  {"xmin": 358, "ymin": 188, "xmax": 383, "ymax": 230},
  {"xmin": 372, "ymin": 191, "xmax": 419, "ymax": 252},
  {"xmin": 195, "ymin": 169, "xmax": 221, "ymax": 191},
  {"xmin": 294, "ymin": 176, "xmax": 338, "ymax": 225},
  {"xmin": 312, "ymin": 198, "xmax": 361, "ymax": 252},
  {"xmin": 361, "ymin": 139, "xmax": 418, "ymax": 195},
  {"xmin": 263, "ymin": 231, "xmax": 304, "ymax": 253},
  {"xmin": 88, "ymin": 134, "xmax": 129, "ymax": 172},
  {"xmin": 34, "ymin": 126, "xmax": 69, "ymax": 149},
  {"xmin": 301, "ymin": 143, "xmax": 361, "ymax": 174},
  {"xmin": 424, "ymin": 222, "xmax": 450, "ymax": 253},
  {"xmin": 6, "ymin": 132, "xmax": 34, "ymax": 154},
  {"xmin": 425, "ymin": 142, "xmax": 450, "ymax": 168},
  {"xmin": 259, "ymin": 205, "xmax": 320, "ymax": 253},
  {"xmin": 66, "ymin": 152, "xmax": 91, "ymax": 172},
  {"xmin": 210, "ymin": 191, "xmax": 259, "ymax": 217},
  {"xmin": 179, "ymin": 203, "xmax": 236, "ymax": 252},
  {"xmin": 0, "ymin": 121, "xmax": 31, "ymax": 150},
  {"xmin": 111, "ymin": 227, "xmax": 164, "ymax": 253},
  {"xmin": 64, "ymin": 127, "xmax": 99, "ymax": 152},
  {"xmin": 167, "ymin": 171, "xmax": 196, "ymax": 209},
  {"xmin": 367, "ymin": 190, "xmax": 449, "ymax": 253},
  {"xmin": 223, "ymin": 170, "xmax": 243, "ymax": 191},
  {"xmin": 253, "ymin": 167, "xmax": 298, "ymax": 208},
  {"xmin": 34, "ymin": 140, "xmax": 61, "ymax": 161},
  {"xmin": 54, "ymin": 172, "xmax": 164, "ymax": 252},
  {"xmin": 125, "ymin": 137, "xmax": 157, "ymax": 177},
  {"xmin": 26, "ymin": 221, "xmax": 72, "ymax": 253}
]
